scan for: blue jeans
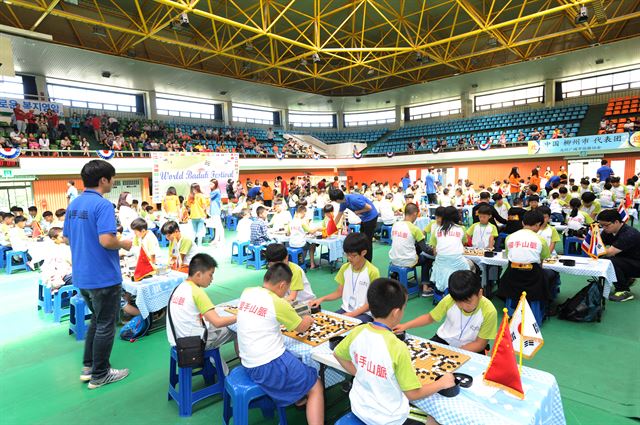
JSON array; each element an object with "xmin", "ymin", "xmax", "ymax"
[
  {"xmin": 335, "ymin": 308, "xmax": 373, "ymax": 324},
  {"xmin": 80, "ymin": 284, "xmax": 122, "ymax": 380},
  {"xmin": 191, "ymin": 218, "xmax": 205, "ymax": 244}
]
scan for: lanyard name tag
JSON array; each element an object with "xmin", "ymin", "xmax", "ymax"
[{"xmin": 347, "ymin": 295, "xmax": 357, "ymax": 311}]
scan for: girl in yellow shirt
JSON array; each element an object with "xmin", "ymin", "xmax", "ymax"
[
  {"xmin": 186, "ymin": 183, "xmax": 209, "ymax": 245},
  {"xmin": 162, "ymin": 187, "xmax": 181, "ymax": 218}
]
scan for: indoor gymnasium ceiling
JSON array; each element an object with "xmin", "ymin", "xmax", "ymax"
[{"xmin": 1, "ymin": 0, "xmax": 639, "ymax": 96}]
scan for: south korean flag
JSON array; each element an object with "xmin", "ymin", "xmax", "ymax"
[{"xmin": 509, "ymin": 295, "xmax": 544, "ymax": 359}]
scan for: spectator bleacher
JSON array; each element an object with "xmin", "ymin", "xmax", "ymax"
[
  {"xmin": 603, "ymin": 95, "xmax": 640, "ymax": 117},
  {"xmin": 311, "ymin": 128, "xmax": 387, "ymax": 144},
  {"xmin": 365, "ymin": 105, "xmax": 587, "ymax": 155}
]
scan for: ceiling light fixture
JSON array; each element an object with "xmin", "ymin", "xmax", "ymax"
[
  {"xmin": 312, "ymin": 53, "xmax": 320, "ymax": 63},
  {"xmin": 300, "ymin": 58, "xmax": 308, "ymax": 66},
  {"xmin": 92, "ymin": 26, "xmax": 106, "ymax": 37},
  {"xmin": 575, "ymin": 5, "xmax": 588, "ymax": 24}
]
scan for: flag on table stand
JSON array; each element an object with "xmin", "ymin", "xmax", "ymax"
[
  {"xmin": 509, "ymin": 292, "xmax": 544, "ymax": 360},
  {"xmin": 325, "ymin": 213, "xmax": 338, "ymax": 236},
  {"xmin": 484, "ymin": 308, "xmax": 525, "ymax": 399},
  {"xmin": 581, "ymin": 223, "xmax": 607, "ymax": 258},
  {"xmin": 617, "ymin": 202, "xmax": 629, "ymax": 224},
  {"xmin": 31, "ymin": 221, "xmax": 42, "ymax": 238},
  {"xmin": 134, "ymin": 247, "xmax": 155, "ymax": 281}
]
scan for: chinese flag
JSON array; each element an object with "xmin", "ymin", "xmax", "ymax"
[
  {"xmin": 625, "ymin": 193, "xmax": 632, "ymax": 209},
  {"xmin": 31, "ymin": 221, "xmax": 42, "ymax": 238},
  {"xmin": 483, "ymin": 309, "xmax": 525, "ymax": 399},
  {"xmin": 134, "ymin": 247, "xmax": 155, "ymax": 281},
  {"xmin": 326, "ymin": 214, "xmax": 338, "ymax": 236}
]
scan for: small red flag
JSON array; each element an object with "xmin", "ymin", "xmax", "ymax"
[
  {"xmin": 134, "ymin": 247, "xmax": 155, "ymax": 281},
  {"xmin": 326, "ymin": 213, "xmax": 338, "ymax": 236},
  {"xmin": 31, "ymin": 221, "xmax": 42, "ymax": 238},
  {"xmin": 483, "ymin": 309, "xmax": 525, "ymax": 399}
]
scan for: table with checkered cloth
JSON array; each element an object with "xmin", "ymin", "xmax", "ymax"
[
  {"xmin": 465, "ymin": 253, "xmax": 617, "ymax": 298},
  {"xmin": 408, "ymin": 336, "xmax": 565, "ymax": 425},
  {"xmin": 217, "ymin": 300, "xmax": 358, "ymax": 388},
  {"xmin": 415, "ymin": 217, "xmax": 431, "ymax": 231},
  {"xmin": 307, "ymin": 235, "xmax": 345, "ymax": 263},
  {"xmin": 121, "ymin": 271, "xmax": 187, "ymax": 319}
]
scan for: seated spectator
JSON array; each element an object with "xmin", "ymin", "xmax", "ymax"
[{"xmin": 40, "ymin": 227, "xmax": 73, "ymax": 293}]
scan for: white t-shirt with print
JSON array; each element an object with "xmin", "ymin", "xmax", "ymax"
[
  {"xmin": 466, "ymin": 222, "xmax": 498, "ymax": 249},
  {"xmin": 505, "ymin": 229, "xmax": 550, "ymax": 264},
  {"xmin": 429, "ymin": 295, "xmax": 497, "ymax": 347},
  {"xmin": 389, "ymin": 221, "xmax": 424, "ymax": 267},
  {"xmin": 236, "ymin": 286, "xmax": 302, "ymax": 368},
  {"xmin": 335, "ymin": 261, "xmax": 380, "ymax": 315},
  {"xmin": 270, "ymin": 210, "xmax": 292, "ymax": 232},
  {"xmin": 167, "ymin": 281, "xmax": 215, "ymax": 346},
  {"xmin": 288, "ymin": 216, "xmax": 309, "ymax": 248},
  {"xmin": 429, "ymin": 224, "xmax": 465, "ymax": 255},
  {"xmin": 236, "ymin": 217, "xmax": 252, "ymax": 243}
]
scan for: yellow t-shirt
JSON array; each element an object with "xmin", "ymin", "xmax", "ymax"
[
  {"xmin": 187, "ymin": 193, "xmax": 209, "ymax": 219},
  {"xmin": 163, "ymin": 195, "xmax": 181, "ymax": 215}
]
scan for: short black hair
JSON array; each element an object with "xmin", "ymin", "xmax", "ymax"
[
  {"xmin": 256, "ymin": 206, "xmax": 267, "ymax": 216},
  {"xmin": 55, "ymin": 209, "xmax": 66, "ymax": 218},
  {"xmin": 448, "ymin": 270, "xmax": 481, "ymax": 301},
  {"xmin": 10, "ymin": 206, "xmax": 23, "ymax": 213},
  {"xmin": 492, "ymin": 193, "xmax": 503, "ymax": 201},
  {"xmin": 537, "ymin": 205, "xmax": 551, "ymax": 217},
  {"xmin": 328, "ymin": 188, "xmax": 345, "ymax": 201},
  {"xmin": 296, "ymin": 205, "xmax": 307, "ymax": 214},
  {"xmin": 81, "ymin": 160, "xmax": 116, "ymax": 188},
  {"xmin": 479, "ymin": 191, "xmax": 490, "ymax": 200},
  {"xmin": 597, "ymin": 209, "xmax": 622, "ymax": 223},
  {"xmin": 528, "ymin": 194, "xmax": 540, "ymax": 203},
  {"xmin": 48, "ymin": 227, "xmax": 63, "ymax": 240},
  {"xmin": 188, "ymin": 253, "xmax": 217, "ymax": 277},
  {"xmin": 42, "ymin": 211, "xmax": 53, "ymax": 218},
  {"xmin": 434, "ymin": 206, "xmax": 446, "ymax": 218},
  {"xmin": 522, "ymin": 210, "xmax": 544, "ymax": 226},
  {"xmin": 323, "ymin": 204, "xmax": 334, "ymax": 213},
  {"xmin": 367, "ymin": 278, "xmax": 407, "ymax": 318},
  {"xmin": 161, "ymin": 220, "xmax": 180, "ymax": 235},
  {"xmin": 581, "ymin": 192, "xmax": 596, "ymax": 203},
  {"xmin": 28, "ymin": 206, "xmax": 37, "ymax": 213},
  {"xmin": 404, "ymin": 203, "xmax": 419, "ymax": 216},
  {"xmin": 130, "ymin": 217, "xmax": 148, "ymax": 231},
  {"xmin": 264, "ymin": 243, "xmax": 288, "ymax": 262},
  {"xmin": 477, "ymin": 205, "xmax": 492, "ymax": 216},
  {"xmin": 14, "ymin": 215, "xmax": 27, "ymax": 224},
  {"xmin": 263, "ymin": 262, "xmax": 293, "ymax": 285},
  {"xmin": 342, "ymin": 232, "xmax": 368, "ymax": 255}
]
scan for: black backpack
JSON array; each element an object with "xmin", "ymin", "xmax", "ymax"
[{"xmin": 558, "ymin": 278, "xmax": 604, "ymax": 322}]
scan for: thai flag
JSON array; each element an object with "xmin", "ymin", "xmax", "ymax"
[
  {"xmin": 618, "ymin": 202, "xmax": 629, "ymax": 223},
  {"xmin": 581, "ymin": 224, "xmax": 606, "ymax": 258},
  {"xmin": 96, "ymin": 150, "xmax": 115, "ymax": 160}
]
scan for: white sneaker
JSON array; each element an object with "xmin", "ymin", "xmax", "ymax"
[{"xmin": 87, "ymin": 368, "xmax": 129, "ymax": 389}]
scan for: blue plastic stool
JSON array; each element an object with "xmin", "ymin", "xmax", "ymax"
[
  {"xmin": 495, "ymin": 232, "xmax": 509, "ymax": 251},
  {"xmin": 506, "ymin": 298, "xmax": 546, "ymax": 325},
  {"xmin": 246, "ymin": 245, "xmax": 267, "ymax": 270},
  {"xmin": 168, "ymin": 347, "xmax": 226, "ymax": 417},
  {"xmin": 37, "ymin": 279, "xmax": 53, "ymax": 314},
  {"xmin": 231, "ymin": 241, "xmax": 251, "ymax": 264},
  {"xmin": 5, "ymin": 250, "xmax": 29, "ymax": 274},
  {"xmin": 433, "ymin": 288, "xmax": 449, "ymax": 305},
  {"xmin": 348, "ymin": 224, "xmax": 361, "ymax": 233},
  {"xmin": 226, "ymin": 215, "xmax": 238, "ymax": 231},
  {"xmin": 380, "ymin": 225, "xmax": 393, "ymax": 245},
  {"xmin": 287, "ymin": 246, "xmax": 307, "ymax": 270},
  {"xmin": 0, "ymin": 245, "xmax": 11, "ymax": 269},
  {"xmin": 69, "ymin": 294, "xmax": 92, "ymax": 340},
  {"xmin": 564, "ymin": 236, "xmax": 586, "ymax": 256},
  {"xmin": 335, "ymin": 412, "xmax": 366, "ymax": 425},
  {"xmin": 222, "ymin": 366, "xmax": 288, "ymax": 425},
  {"xmin": 387, "ymin": 264, "xmax": 419, "ymax": 296},
  {"xmin": 53, "ymin": 286, "xmax": 78, "ymax": 323},
  {"xmin": 313, "ymin": 207, "xmax": 324, "ymax": 220}
]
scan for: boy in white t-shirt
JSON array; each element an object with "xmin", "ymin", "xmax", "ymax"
[
  {"xmin": 288, "ymin": 205, "xmax": 319, "ymax": 269},
  {"xmin": 161, "ymin": 220, "xmax": 196, "ymax": 273},
  {"xmin": 308, "ymin": 233, "xmax": 379, "ymax": 323},
  {"xmin": 465, "ymin": 205, "xmax": 498, "ymax": 250},
  {"xmin": 269, "ymin": 199, "xmax": 292, "ymax": 232},
  {"xmin": 236, "ymin": 209, "xmax": 253, "ymax": 243},
  {"xmin": 395, "ymin": 270, "xmax": 497, "ymax": 354},
  {"xmin": 598, "ymin": 183, "xmax": 616, "ymax": 208},
  {"xmin": 166, "ymin": 254, "xmax": 236, "ymax": 372},
  {"xmin": 536, "ymin": 206, "xmax": 561, "ymax": 253},
  {"xmin": 374, "ymin": 191, "xmax": 396, "ymax": 225},
  {"xmin": 236, "ymin": 264, "xmax": 324, "ymax": 425},
  {"xmin": 548, "ymin": 192, "xmax": 565, "ymax": 223},
  {"xmin": 334, "ymin": 278, "xmax": 455, "ymax": 425},
  {"xmin": 389, "ymin": 203, "xmax": 433, "ymax": 296},
  {"xmin": 131, "ymin": 218, "xmax": 160, "ymax": 264},
  {"xmin": 264, "ymin": 243, "xmax": 315, "ymax": 303}
]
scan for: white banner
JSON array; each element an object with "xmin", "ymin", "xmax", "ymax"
[
  {"xmin": 0, "ymin": 97, "xmax": 65, "ymax": 116},
  {"xmin": 151, "ymin": 152, "xmax": 239, "ymax": 203}
]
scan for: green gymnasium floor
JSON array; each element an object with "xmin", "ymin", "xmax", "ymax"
[{"xmin": 1, "ymin": 230, "xmax": 639, "ymax": 425}]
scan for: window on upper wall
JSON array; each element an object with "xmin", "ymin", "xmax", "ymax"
[
  {"xmin": 561, "ymin": 68, "xmax": 640, "ymax": 99},
  {"xmin": 474, "ymin": 85, "xmax": 544, "ymax": 111},
  {"xmin": 344, "ymin": 108, "xmax": 395, "ymax": 127},
  {"xmin": 47, "ymin": 80, "xmax": 138, "ymax": 113},
  {"xmin": 289, "ymin": 111, "xmax": 334, "ymax": 128},
  {"xmin": 232, "ymin": 104, "xmax": 275, "ymax": 125},
  {"xmin": 0, "ymin": 75, "xmax": 25, "ymax": 98},
  {"xmin": 156, "ymin": 94, "xmax": 219, "ymax": 120},
  {"xmin": 408, "ymin": 98, "xmax": 461, "ymax": 121}
]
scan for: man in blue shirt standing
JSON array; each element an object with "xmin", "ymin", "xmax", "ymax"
[
  {"xmin": 64, "ymin": 160, "xmax": 132, "ymax": 389},
  {"xmin": 596, "ymin": 159, "xmax": 614, "ymax": 182},
  {"xmin": 401, "ymin": 173, "xmax": 411, "ymax": 192},
  {"xmin": 329, "ymin": 188, "xmax": 379, "ymax": 262},
  {"xmin": 425, "ymin": 168, "xmax": 438, "ymax": 204}
]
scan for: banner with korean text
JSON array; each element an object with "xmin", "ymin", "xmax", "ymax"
[
  {"xmin": 151, "ymin": 152, "xmax": 239, "ymax": 203},
  {"xmin": 527, "ymin": 132, "xmax": 638, "ymax": 155},
  {"xmin": 0, "ymin": 97, "xmax": 64, "ymax": 116}
]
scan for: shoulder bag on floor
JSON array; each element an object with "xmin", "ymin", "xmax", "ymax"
[{"xmin": 167, "ymin": 286, "xmax": 208, "ymax": 368}]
